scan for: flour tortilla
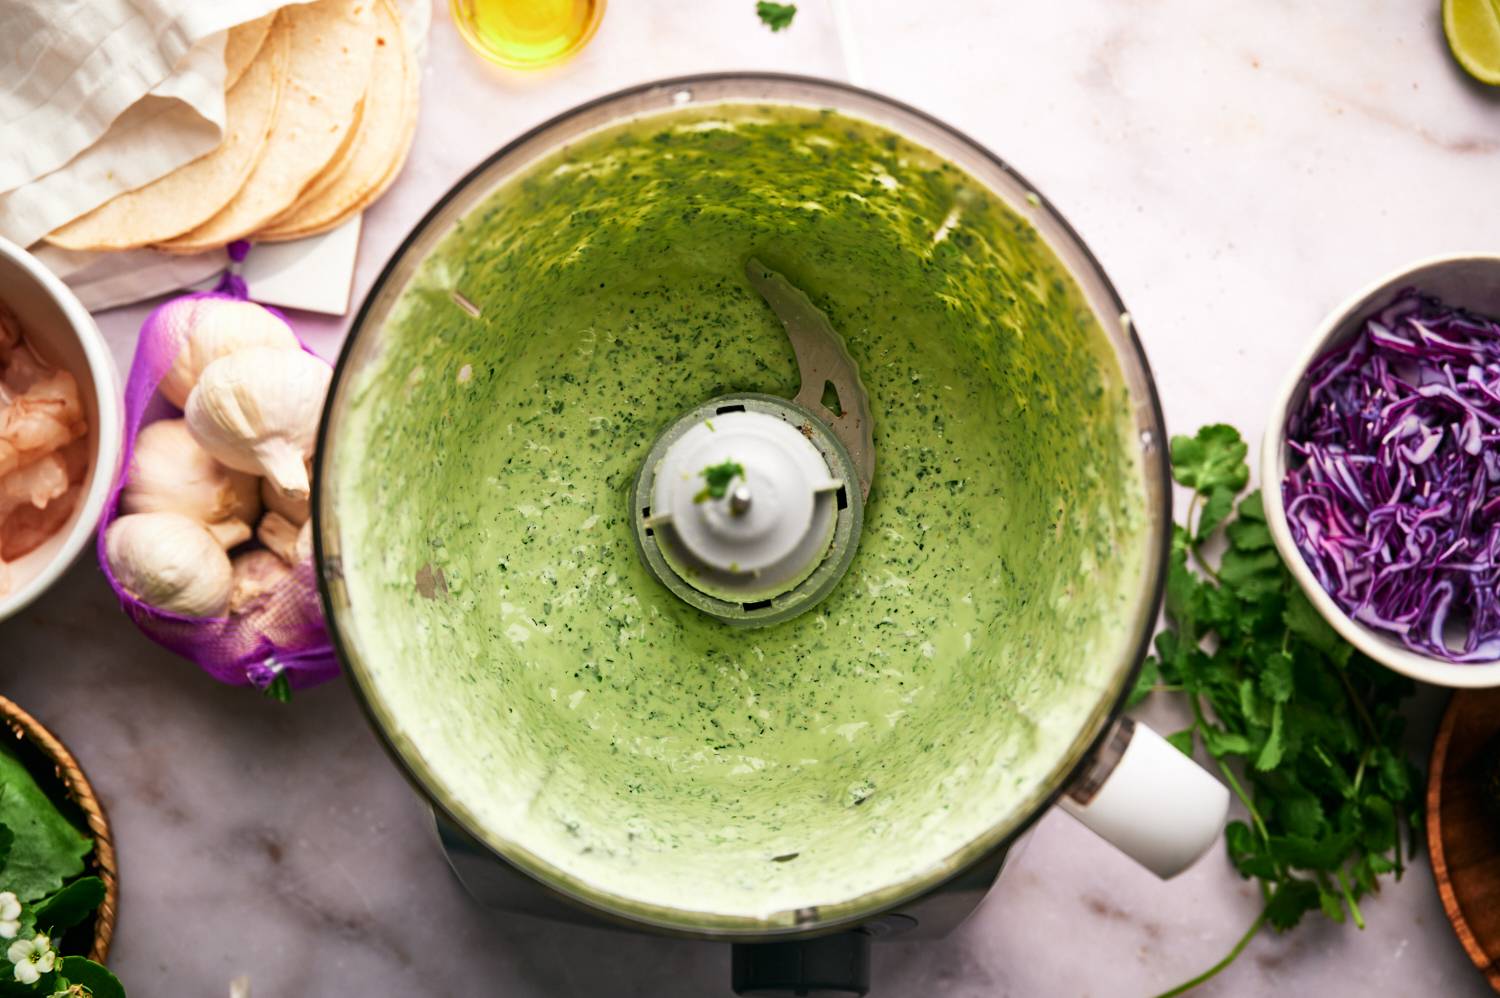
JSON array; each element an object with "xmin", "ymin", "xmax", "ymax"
[
  {"xmin": 157, "ymin": 0, "xmax": 377, "ymax": 253},
  {"xmin": 287, "ymin": 87, "xmax": 368, "ymax": 209},
  {"xmin": 44, "ymin": 26, "xmax": 289, "ymax": 252},
  {"xmin": 224, "ymin": 12, "xmax": 276, "ymax": 88},
  {"xmin": 257, "ymin": 0, "xmax": 416, "ymax": 242}
]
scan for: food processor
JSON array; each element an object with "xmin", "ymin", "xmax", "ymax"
[{"xmin": 314, "ymin": 74, "xmax": 1229, "ymax": 996}]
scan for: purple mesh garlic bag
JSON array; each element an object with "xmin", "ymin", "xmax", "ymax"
[{"xmin": 96, "ymin": 284, "xmax": 338, "ymax": 696}]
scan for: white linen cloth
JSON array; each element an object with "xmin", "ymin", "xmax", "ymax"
[
  {"xmin": 0, "ymin": 0, "xmax": 308, "ymax": 248},
  {"xmin": 1, "ymin": 0, "xmax": 429, "ymax": 314}
]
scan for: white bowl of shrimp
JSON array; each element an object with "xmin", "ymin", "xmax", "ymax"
[{"xmin": 0, "ymin": 236, "xmax": 122, "ymax": 622}]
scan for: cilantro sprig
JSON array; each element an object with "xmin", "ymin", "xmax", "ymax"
[
  {"xmin": 693, "ymin": 460, "xmax": 744, "ymax": 504},
  {"xmin": 756, "ymin": 1, "xmax": 797, "ymax": 31},
  {"xmin": 1139, "ymin": 425, "xmax": 1422, "ymax": 997}
]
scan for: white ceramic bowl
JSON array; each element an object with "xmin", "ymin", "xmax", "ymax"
[
  {"xmin": 1263, "ymin": 253, "xmax": 1500, "ymax": 688},
  {"xmin": 0, "ymin": 236, "xmax": 122, "ymax": 623}
]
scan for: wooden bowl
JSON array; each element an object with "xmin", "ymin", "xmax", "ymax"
[
  {"xmin": 0, "ymin": 695, "xmax": 117, "ymax": 963},
  {"xmin": 1428, "ymin": 688, "xmax": 1500, "ymax": 991}
]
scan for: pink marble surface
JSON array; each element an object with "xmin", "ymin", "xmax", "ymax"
[{"xmin": 5, "ymin": 1, "xmax": 1500, "ymax": 995}]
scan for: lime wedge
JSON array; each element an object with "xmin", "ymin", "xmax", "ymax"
[{"xmin": 1445, "ymin": 0, "xmax": 1500, "ymax": 85}]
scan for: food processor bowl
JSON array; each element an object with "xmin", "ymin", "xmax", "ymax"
[{"xmin": 315, "ymin": 74, "xmax": 1223, "ymax": 971}]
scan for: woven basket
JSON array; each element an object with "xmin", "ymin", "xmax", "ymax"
[{"xmin": 0, "ymin": 695, "xmax": 117, "ymax": 963}]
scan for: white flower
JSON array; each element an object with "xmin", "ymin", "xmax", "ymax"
[
  {"xmin": 8, "ymin": 933, "xmax": 55, "ymax": 985},
  {"xmin": 0, "ymin": 892, "xmax": 18, "ymax": 939}
]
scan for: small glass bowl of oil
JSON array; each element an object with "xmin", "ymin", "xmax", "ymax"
[{"xmin": 450, "ymin": 0, "xmax": 606, "ymax": 70}]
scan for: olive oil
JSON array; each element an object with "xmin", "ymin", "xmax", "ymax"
[{"xmin": 450, "ymin": 0, "xmax": 605, "ymax": 69}]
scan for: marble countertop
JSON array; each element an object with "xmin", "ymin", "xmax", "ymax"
[{"xmin": 5, "ymin": 1, "xmax": 1500, "ymax": 995}]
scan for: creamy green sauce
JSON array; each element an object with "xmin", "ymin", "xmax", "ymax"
[{"xmin": 334, "ymin": 105, "xmax": 1148, "ymax": 923}]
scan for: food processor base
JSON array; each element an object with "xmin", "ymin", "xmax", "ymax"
[{"xmin": 433, "ymin": 810, "xmax": 1013, "ymax": 993}]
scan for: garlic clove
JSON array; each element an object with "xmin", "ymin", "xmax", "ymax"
[
  {"xmin": 123, "ymin": 418, "xmax": 261, "ymax": 536},
  {"xmin": 258, "ymin": 510, "xmax": 303, "ymax": 565},
  {"xmin": 229, "ymin": 548, "xmax": 293, "ymax": 614},
  {"xmin": 295, "ymin": 518, "xmax": 313, "ymax": 562},
  {"xmin": 261, "ymin": 470, "xmax": 310, "ymax": 525},
  {"xmin": 185, "ymin": 347, "xmax": 331, "ymax": 500},
  {"xmin": 159, "ymin": 299, "xmax": 300, "ymax": 409},
  {"xmin": 205, "ymin": 517, "xmax": 252, "ymax": 549},
  {"xmin": 105, "ymin": 511, "xmax": 233, "ymax": 617}
]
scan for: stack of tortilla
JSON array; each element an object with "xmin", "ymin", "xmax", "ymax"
[{"xmin": 46, "ymin": 0, "xmax": 420, "ymax": 253}]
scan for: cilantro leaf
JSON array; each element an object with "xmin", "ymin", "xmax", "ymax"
[
  {"xmin": 1197, "ymin": 485, "xmax": 1236, "ymax": 540},
  {"xmin": 1165, "ymin": 729, "xmax": 1196, "ymax": 756},
  {"xmin": 1170, "ymin": 424, "xmax": 1249, "ymax": 495},
  {"xmin": 1259, "ymin": 651, "xmax": 1295, "ymax": 704},
  {"xmin": 693, "ymin": 460, "xmax": 745, "ymax": 503},
  {"xmin": 1284, "ymin": 587, "xmax": 1351, "ymax": 666},
  {"xmin": 1255, "ymin": 704, "xmax": 1285, "ymax": 771},
  {"xmin": 1264, "ymin": 878, "xmax": 1320, "ymax": 931},
  {"xmin": 1226, "ymin": 516, "xmax": 1274, "ymax": 551},
  {"xmin": 1126, "ymin": 657, "xmax": 1159, "ymax": 709},
  {"xmin": 756, "ymin": 1, "xmax": 797, "ymax": 31},
  {"xmin": 1153, "ymin": 425, "xmax": 1421, "ymax": 997}
]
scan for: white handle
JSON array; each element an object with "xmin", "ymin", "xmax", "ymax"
[{"xmin": 1058, "ymin": 718, "xmax": 1229, "ymax": 879}]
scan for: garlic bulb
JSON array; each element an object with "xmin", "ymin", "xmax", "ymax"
[
  {"xmin": 122, "ymin": 419, "xmax": 260, "ymax": 545},
  {"xmin": 229, "ymin": 549, "xmax": 293, "ymax": 614},
  {"xmin": 105, "ymin": 511, "xmax": 233, "ymax": 617},
  {"xmin": 185, "ymin": 347, "xmax": 331, "ymax": 500},
  {"xmin": 261, "ymin": 473, "xmax": 309, "ymax": 525},
  {"xmin": 159, "ymin": 299, "xmax": 299, "ymax": 408}
]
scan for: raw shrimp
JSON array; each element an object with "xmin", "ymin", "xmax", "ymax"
[
  {"xmin": 3, "ymin": 339, "xmax": 51, "ymax": 394},
  {"xmin": 0, "ymin": 304, "xmax": 91, "ymax": 593},
  {"xmin": 0, "ymin": 452, "xmax": 69, "ymax": 517},
  {"xmin": 1, "ymin": 483, "xmax": 80, "ymax": 561},
  {"xmin": 0, "ymin": 369, "xmax": 85, "ymax": 477}
]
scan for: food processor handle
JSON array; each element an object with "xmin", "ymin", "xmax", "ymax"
[{"xmin": 1058, "ymin": 717, "xmax": 1230, "ymax": 879}]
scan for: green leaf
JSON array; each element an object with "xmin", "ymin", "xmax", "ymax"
[
  {"xmin": 1256, "ymin": 704, "xmax": 1286, "ymax": 771},
  {"xmin": 1318, "ymin": 887, "xmax": 1346, "ymax": 923},
  {"xmin": 1284, "ymin": 587, "xmax": 1351, "ymax": 666},
  {"xmin": 693, "ymin": 460, "xmax": 746, "ymax": 503},
  {"xmin": 0, "ymin": 822, "xmax": 12, "ymax": 872},
  {"xmin": 755, "ymin": 1, "xmax": 797, "ymax": 31},
  {"xmin": 1164, "ymin": 527, "xmax": 1202, "ymax": 629},
  {"xmin": 0, "ymin": 749, "xmax": 91, "ymax": 901},
  {"xmin": 1126, "ymin": 657, "xmax": 1159, "ymax": 709},
  {"xmin": 1219, "ymin": 547, "xmax": 1283, "ymax": 599},
  {"xmin": 1265, "ymin": 878, "xmax": 1321, "ymax": 931},
  {"xmin": 1226, "ymin": 517, "xmax": 1274, "ymax": 552},
  {"xmin": 59, "ymin": 957, "xmax": 126, "ymax": 998},
  {"xmin": 1266, "ymin": 830, "xmax": 1356, "ymax": 871},
  {"xmin": 1237, "ymin": 489, "xmax": 1267, "ymax": 522},
  {"xmin": 1165, "ymin": 729, "xmax": 1196, "ymax": 756},
  {"xmin": 1278, "ymin": 788, "xmax": 1326, "ymax": 838},
  {"xmin": 1197, "ymin": 486, "xmax": 1236, "ymax": 540},
  {"xmin": 1259, "ymin": 651, "xmax": 1295, "ymax": 704},
  {"xmin": 1170, "ymin": 424, "xmax": 1249, "ymax": 496},
  {"xmin": 33, "ymin": 876, "xmax": 105, "ymax": 935},
  {"xmin": 1202, "ymin": 727, "xmax": 1253, "ymax": 757},
  {"xmin": 1239, "ymin": 678, "xmax": 1269, "ymax": 728},
  {"xmin": 1374, "ymin": 746, "xmax": 1414, "ymax": 803}
]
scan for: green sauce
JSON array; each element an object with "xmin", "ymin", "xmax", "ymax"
[{"xmin": 334, "ymin": 104, "xmax": 1149, "ymax": 922}]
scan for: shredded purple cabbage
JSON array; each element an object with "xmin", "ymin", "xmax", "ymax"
[{"xmin": 1283, "ymin": 290, "xmax": 1500, "ymax": 663}]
